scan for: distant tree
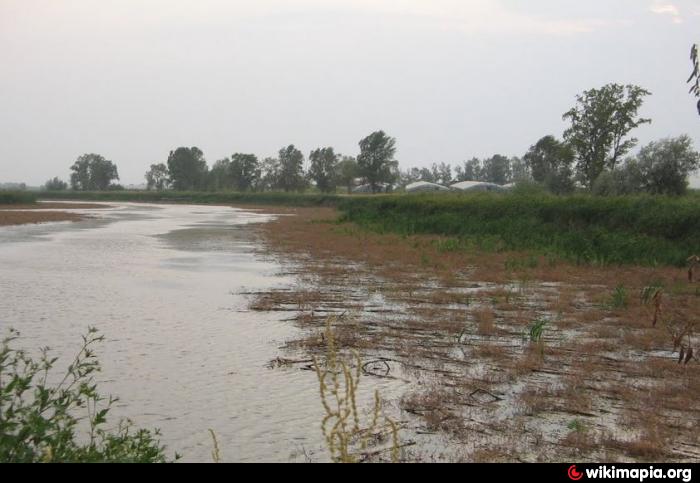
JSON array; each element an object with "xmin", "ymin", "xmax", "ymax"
[
  {"xmin": 308, "ymin": 147, "xmax": 339, "ymax": 193},
  {"xmin": 208, "ymin": 158, "xmax": 232, "ymax": 191},
  {"xmin": 145, "ymin": 163, "xmax": 170, "ymax": 191},
  {"xmin": 634, "ymin": 135, "xmax": 700, "ymax": 195},
  {"xmin": 591, "ymin": 162, "xmax": 643, "ymax": 196},
  {"xmin": 429, "ymin": 162, "xmax": 452, "ymax": 186},
  {"xmin": 44, "ymin": 177, "xmax": 68, "ymax": 191},
  {"xmin": 337, "ymin": 156, "xmax": 359, "ymax": 193},
  {"xmin": 277, "ymin": 145, "xmax": 306, "ymax": 192},
  {"xmin": 689, "ymin": 44, "xmax": 700, "ymax": 115},
  {"xmin": 563, "ymin": 84, "xmax": 651, "ymax": 188},
  {"xmin": 418, "ymin": 167, "xmax": 434, "ymax": 183},
  {"xmin": 255, "ymin": 157, "xmax": 280, "ymax": 191},
  {"xmin": 523, "ymin": 136, "xmax": 575, "ymax": 194},
  {"xmin": 398, "ymin": 167, "xmax": 421, "ymax": 188},
  {"xmin": 357, "ymin": 131, "xmax": 398, "ymax": 193},
  {"xmin": 454, "ymin": 158, "xmax": 483, "ymax": 182},
  {"xmin": 167, "ymin": 147, "xmax": 208, "ymax": 191},
  {"xmin": 70, "ymin": 154, "xmax": 119, "ymax": 191},
  {"xmin": 230, "ymin": 153, "xmax": 260, "ymax": 191},
  {"xmin": 481, "ymin": 155, "xmax": 511, "ymax": 185},
  {"xmin": 510, "ymin": 157, "xmax": 530, "ymax": 183}
]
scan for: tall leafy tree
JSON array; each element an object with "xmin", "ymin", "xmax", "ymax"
[
  {"xmin": 257, "ymin": 157, "xmax": 282, "ymax": 191},
  {"xmin": 523, "ymin": 136, "xmax": 575, "ymax": 194},
  {"xmin": 418, "ymin": 167, "xmax": 434, "ymax": 183},
  {"xmin": 208, "ymin": 158, "xmax": 232, "ymax": 191},
  {"xmin": 230, "ymin": 153, "xmax": 260, "ymax": 191},
  {"xmin": 277, "ymin": 145, "xmax": 306, "ymax": 192},
  {"xmin": 454, "ymin": 158, "xmax": 483, "ymax": 182},
  {"xmin": 145, "ymin": 163, "xmax": 170, "ymax": 191},
  {"xmin": 509, "ymin": 157, "xmax": 530, "ymax": 183},
  {"xmin": 70, "ymin": 153, "xmax": 119, "ymax": 191},
  {"xmin": 167, "ymin": 147, "xmax": 208, "ymax": 191},
  {"xmin": 357, "ymin": 131, "xmax": 398, "ymax": 193},
  {"xmin": 308, "ymin": 147, "xmax": 339, "ymax": 193},
  {"xmin": 337, "ymin": 156, "xmax": 359, "ymax": 194},
  {"xmin": 429, "ymin": 162, "xmax": 452, "ymax": 186},
  {"xmin": 481, "ymin": 155, "xmax": 511, "ymax": 184},
  {"xmin": 563, "ymin": 84, "xmax": 651, "ymax": 188}
]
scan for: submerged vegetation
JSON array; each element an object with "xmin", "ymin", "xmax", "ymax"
[
  {"xmin": 0, "ymin": 328, "xmax": 172, "ymax": 463},
  {"xmin": 313, "ymin": 316, "xmax": 400, "ymax": 463}
]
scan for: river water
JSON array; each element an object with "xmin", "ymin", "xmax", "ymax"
[{"xmin": 0, "ymin": 202, "xmax": 345, "ymax": 462}]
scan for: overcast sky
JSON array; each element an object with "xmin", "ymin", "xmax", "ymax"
[{"xmin": 1, "ymin": 0, "xmax": 699, "ymax": 186}]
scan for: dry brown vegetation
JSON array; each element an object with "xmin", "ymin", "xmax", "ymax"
[{"xmin": 238, "ymin": 205, "xmax": 699, "ymax": 462}]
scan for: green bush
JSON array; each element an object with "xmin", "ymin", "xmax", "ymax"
[
  {"xmin": 0, "ymin": 191, "xmax": 36, "ymax": 204},
  {"xmin": 0, "ymin": 328, "xmax": 174, "ymax": 462}
]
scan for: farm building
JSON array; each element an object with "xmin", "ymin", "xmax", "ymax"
[
  {"xmin": 352, "ymin": 183, "xmax": 392, "ymax": 193},
  {"xmin": 450, "ymin": 181, "xmax": 506, "ymax": 192},
  {"xmin": 405, "ymin": 181, "xmax": 451, "ymax": 193}
]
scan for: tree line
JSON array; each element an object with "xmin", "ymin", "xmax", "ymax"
[{"xmin": 45, "ymin": 79, "xmax": 700, "ymax": 196}]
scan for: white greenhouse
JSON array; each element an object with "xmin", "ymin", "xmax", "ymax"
[{"xmin": 405, "ymin": 181, "xmax": 451, "ymax": 193}]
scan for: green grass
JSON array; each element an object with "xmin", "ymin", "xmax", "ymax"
[
  {"xmin": 337, "ymin": 192, "xmax": 700, "ymax": 266},
  {"xmin": 0, "ymin": 191, "xmax": 37, "ymax": 204}
]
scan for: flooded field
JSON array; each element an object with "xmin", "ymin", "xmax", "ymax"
[
  {"xmin": 2, "ymin": 202, "xmax": 698, "ymax": 463},
  {"xmin": 0, "ymin": 202, "xmax": 401, "ymax": 462},
  {"xmin": 248, "ymin": 207, "xmax": 700, "ymax": 463}
]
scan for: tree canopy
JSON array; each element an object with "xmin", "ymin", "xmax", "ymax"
[
  {"xmin": 563, "ymin": 84, "xmax": 651, "ymax": 188},
  {"xmin": 357, "ymin": 131, "xmax": 397, "ymax": 193},
  {"xmin": 167, "ymin": 147, "xmax": 207, "ymax": 191},
  {"xmin": 523, "ymin": 136, "xmax": 575, "ymax": 194},
  {"xmin": 309, "ymin": 147, "xmax": 339, "ymax": 193},
  {"xmin": 277, "ymin": 145, "xmax": 306, "ymax": 192},
  {"xmin": 145, "ymin": 163, "xmax": 169, "ymax": 191},
  {"xmin": 44, "ymin": 177, "xmax": 68, "ymax": 191},
  {"xmin": 634, "ymin": 135, "xmax": 700, "ymax": 196},
  {"xmin": 230, "ymin": 153, "xmax": 260, "ymax": 192},
  {"xmin": 70, "ymin": 153, "xmax": 120, "ymax": 191}
]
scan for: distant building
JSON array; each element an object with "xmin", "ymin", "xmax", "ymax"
[
  {"xmin": 352, "ymin": 183, "xmax": 392, "ymax": 193},
  {"xmin": 450, "ymin": 181, "xmax": 506, "ymax": 192},
  {"xmin": 405, "ymin": 181, "xmax": 450, "ymax": 193}
]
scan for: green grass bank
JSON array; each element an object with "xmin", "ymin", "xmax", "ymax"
[
  {"xmin": 338, "ymin": 193, "xmax": 700, "ymax": 266},
  {"xmin": 0, "ymin": 191, "xmax": 37, "ymax": 204}
]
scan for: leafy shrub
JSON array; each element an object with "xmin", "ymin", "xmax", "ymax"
[{"xmin": 0, "ymin": 328, "xmax": 173, "ymax": 462}]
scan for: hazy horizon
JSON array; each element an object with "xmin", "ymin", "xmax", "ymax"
[{"xmin": 1, "ymin": 0, "xmax": 699, "ymax": 186}]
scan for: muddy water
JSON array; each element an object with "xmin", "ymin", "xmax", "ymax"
[{"xmin": 0, "ymin": 202, "xmax": 364, "ymax": 462}]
